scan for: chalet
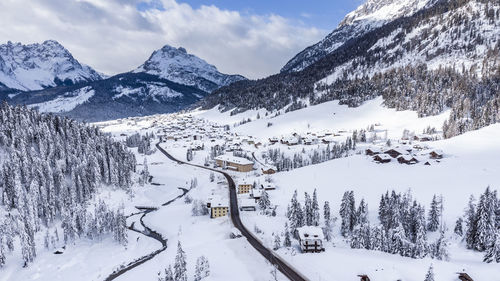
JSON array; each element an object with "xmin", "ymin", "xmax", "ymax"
[
  {"xmin": 209, "ymin": 198, "xmax": 229, "ymax": 218},
  {"xmin": 373, "ymin": 154, "xmax": 392, "ymax": 163},
  {"xmin": 262, "ymin": 166, "xmax": 277, "ymax": 175},
  {"xmin": 322, "ymin": 136, "xmax": 337, "ymax": 144},
  {"xmin": 297, "ymin": 226, "xmax": 325, "ymax": 253},
  {"xmin": 269, "ymin": 137, "xmax": 279, "ymax": 144},
  {"xmin": 251, "ymin": 189, "xmax": 263, "ymax": 200},
  {"xmin": 261, "ymin": 184, "xmax": 276, "ymax": 191},
  {"xmin": 397, "ymin": 155, "xmax": 419, "ymax": 165},
  {"xmin": 365, "ymin": 147, "xmax": 382, "ymax": 156},
  {"xmin": 239, "ymin": 198, "xmax": 256, "ymax": 211},
  {"xmin": 215, "ymin": 155, "xmax": 254, "ymax": 172},
  {"xmin": 414, "ymin": 134, "xmax": 433, "ymax": 142},
  {"xmin": 384, "ymin": 148, "xmax": 405, "ymax": 158},
  {"xmin": 429, "ymin": 150, "xmax": 443, "ymax": 159},
  {"xmin": 237, "ymin": 180, "xmax": 253, "ymax": 194},
  {"xmin": 358, "ymin": 275, "xmax": 371, "ymax": 281},
  {"xmin": 457, "ymin": 273, "xmax": 474, "ymax": 281}
]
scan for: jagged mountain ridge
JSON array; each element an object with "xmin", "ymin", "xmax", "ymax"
[
  {"xmin": 1, "ymin": 42, "xmax": 246, "ymax": 121},
  {"xmin": 134, "ymin": 45, "xmax": 245, "ymax": 93},
  {"xmin": 281, "ymin": 0, "xmax": 434, "ymax": 73},
  {"xmin": 0, "ymin": 40, "xmax": 103, "ymax": 91}
]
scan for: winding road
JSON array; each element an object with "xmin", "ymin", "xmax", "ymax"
[{"xmin": 156, "ymin": 142, "xmax": 309, "ymax": 281}]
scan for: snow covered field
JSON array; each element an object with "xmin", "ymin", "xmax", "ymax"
[{"xmin": 6, "ymin": 95, "xmax": 499, "ymax": 281}]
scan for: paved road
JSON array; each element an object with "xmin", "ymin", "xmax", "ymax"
[{"xmin": 156, "ymin": 142, "xmax": 309, "ymax": 281}]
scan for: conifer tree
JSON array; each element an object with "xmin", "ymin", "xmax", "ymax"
[
  {"xmin": 424, "ymin": 264, "xmax": 434, "ymax": 281},
  {"xmin": 174, "ymin": 241, "xmax": 187, "ymax": 281},
  {"xmin": 483, "ymin": 231, "xmax": 500, "ymax": 263}
]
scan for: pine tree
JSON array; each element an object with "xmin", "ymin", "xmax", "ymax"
[
  {"xmin": 465, "ymin": 195, "xmax": 477, "ymax": 249},
  {"xmin": 194, "ymin": 256, "xmax": 210, "ymax": 281},
  {"xmin": 427, "ymin": 195, "xmax": 441, "ymax": 232},
  {"xmin": 340, "ymin": 191, "xmax": 356, "ymax": 237},
  {"xmin": 174, "ymin": 241, "xmax": 187, "ymax": 281},
  {"xmin": 273, "ymin": 233, "xmax": 281, "ymax": 250},
  {"xmin": 258, "ymin": 190, "xmax": 271, "ymax": 214},
  {"xmin": 483, "ymin": 231, "xmax": 500, "ymax": 263},
  {"xmin": 430, "ymin": 229, "xmax": 449, "ymax": 261},
  {"xmin": 164, "ymin": 265, "xmax": 174, "ymax": 281},
  {"xmin": 283, "ymin": 223, "xmax": 292, "ymax": 247},
  {"xmin": 424, "ymin": 264, "xmax": 434, "ymax": 281},
  {"xmin": 474, "ymin": 187, "xmax": 497, "ymax": 251},
  {"xmin": 312, "ymin": 189, "xmax": 320, "ymax": 226},
  {"xmin": 454, "ymin": 217, "xmax": 463, "ymax": 236},
  {"xmin": 287, "ymin": 190, "xmax": 304, "ymax": 237},
  {"xmin": 357, "ymin": 199, "xmax": 369, "ymax": 226}
]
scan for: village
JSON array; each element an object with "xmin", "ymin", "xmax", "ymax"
[{"xmin": 100, "ymin": 112, "xmax": 450, "ymax": 258}]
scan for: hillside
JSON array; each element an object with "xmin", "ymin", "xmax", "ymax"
[
  {"xmin": 199, "ymin": 0, "xmax": 500, "ymax": 137},
  {"xmin": 1, "ymin": 43, "xmax": 245, "ymax": 122}
]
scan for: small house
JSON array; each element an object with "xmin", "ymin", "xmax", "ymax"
[
  {"xmin": 262, "ymin": 166, "xmax": 277, "ymax": 175},
  {"xmin": 373, "ymin": 154, "xmax": 392, "ymax": 163},
  {"xmin": 384, "ymin": 148, "xmax": 405, "ymax": 158},
  {"xmin": 429, "ymin": 150, "xmax": 443, "ymax": 159},
  {"xmin": 397, "ymin": 155, "xmax": 419, "ymax": 165},
  {"xmin": 261, "ymin": 184, "xmax": 276, "ymax": 191},
  {"xmin": 297, "ymin": 226, "xmax": 325, "ymax": 253},
  {"xmin": 239, "ymin": 198, "xmax": 256, "ymax": 211},
  {"xmin": 365, "ymin": 147, "xmax": 382, "ymax": 156},
  {"xmin": 457, "ymin": 273, "xmax": 474, "ymax": 281},
  {"xmin": 251, "ymin": 189, "xmax": 263, "ymax": 200}
]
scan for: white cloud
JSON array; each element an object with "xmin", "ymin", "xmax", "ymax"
[{"xmin": 0, "ymin": 0, "xmax": 327, "ymax": 79}]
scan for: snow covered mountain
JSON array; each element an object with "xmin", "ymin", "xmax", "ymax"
[
  {"xmin": 201, "ymin": 0, "xmax": 500, "ymax": 137},
  {"xmin": 281, "ymin": 0, "xmax": 434, "ymax": 73},
  {"xmin": 2, "ymin": 44, "xmax": 245, "ymax": 122},
  {"xmin": 134, "ymin": 45, "xmax": 245, "ymax": 93},
  {"xmin": 0, "ymin": 40, "xmax": 102, "ymax": 91}
]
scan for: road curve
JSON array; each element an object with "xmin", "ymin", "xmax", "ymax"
[{"xmin": 156, "ymin": 142, "xmax": 309, "ymax": 281}]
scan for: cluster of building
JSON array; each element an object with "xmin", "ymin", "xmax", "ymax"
[
  {"xmin": 366, "ymin": 146, "xmax": 444, "ymax": 165},
  {"xmin": 268, "ymin": 130, "xmax": 342, "ymax": 146}
]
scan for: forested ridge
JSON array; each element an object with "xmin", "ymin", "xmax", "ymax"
[
  {"xmin": 199, "ymin": 0, "xmax": 500, "ymax": 137},
  {"xmin": 0, "ymin": 103, "xmax": 135, "ymax": 267}
]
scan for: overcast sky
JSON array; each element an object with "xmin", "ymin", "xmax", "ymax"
[{"xmin": 0, "ymin": 0, "xmax": 361, "ymax": 79}]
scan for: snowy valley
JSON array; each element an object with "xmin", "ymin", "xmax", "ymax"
[{"xmin": 1, "ymin": 0, "xmax": 500, "ymax": 280}]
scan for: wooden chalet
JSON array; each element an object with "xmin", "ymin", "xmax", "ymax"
[
  {"xmin": 429, "ymin": 150, "xmax": 443, "ymax": 159},
  {"xmin": 397, "ymin": 155, "xmax": 419, "ymax": 165},
  {"xmin": 373, "ymin": 154, "xmax": 391, "ymax": 163},
  {"xmin": 262, "ymin": 166, "xmax": 277, "ymax": 174},
  {"xmin": 297, "ymin": 226, "xmax": 325, "ymax": 253},
  {"xmin": 457, "ymin": 272, "xmax": 474, "ymax": 281},
  {"xmin": 357, "ymin": 275, "xmax": 371, "ymax": 281},
  {"xmin": 384, "ymin": 148, "xmax": 405, "ymax": 158}
]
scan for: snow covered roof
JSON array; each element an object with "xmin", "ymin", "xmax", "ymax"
[
  {"xmin": 297, "ymin": 226, "xmax": 324, "ymax": 240},
  {"xmin": 239, "ymin": 198, "xmax": 256, "ymax": 207},
  {"xmin": 238, "ymin": 179, "xmax": 253, "ymax": 185},
  {"xmin": 210, "ymin": 197, "xmax": 228, "ymax": 208},
  {"xmin": 215, "ymin": 155, "xmax": 254, "ymax": 165}
]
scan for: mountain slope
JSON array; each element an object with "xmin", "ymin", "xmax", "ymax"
[
  {"xmin": 0, "ymin": 40, "xmax": 102, "ymax": 91},
  {"xmin": 281, "ymin": 0, "xmax": 434, "ymax": 73},
  {"xmin": 134, "ymin": 45, "xmax": 245, "ymax": 93},
  {"xmin": 199, "ymin": 0, "xmax": 500, "ymax": 137},
  {"xmin": 2, "ymin": 44, "xmax": 245, "ymax": 122},
  {"xmin": 9, "ymin": 72, "xmax": 208, "ymax": 122}
]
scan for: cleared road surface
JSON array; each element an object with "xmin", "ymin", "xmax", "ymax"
[{"xmin": 156, "ymin": 142, "xmax": 309, "ymax": 281}]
